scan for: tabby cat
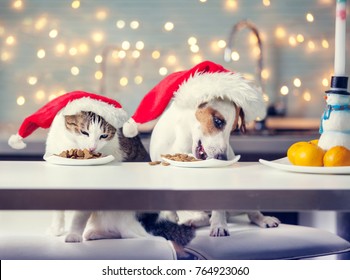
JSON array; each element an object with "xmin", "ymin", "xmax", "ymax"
[{"xmin": 47, "ymin": 111, "xmax": 194, "ymax": 247}]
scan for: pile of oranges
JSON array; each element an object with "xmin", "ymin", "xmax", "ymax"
[{"xmin": 287, "ymin": 140, "xmax": 350, "ymax": 167}]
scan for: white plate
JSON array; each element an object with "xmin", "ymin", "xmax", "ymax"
[
  {"xmin": 43, "ymin": 154, "xmax": 115, "ymax": 166},
  {"xmin": 161, "ymin": 155, "xmax": 241, "ymax": 168},
  {"xmin": 259, "ymin": 157, "xmax": 350, "ymax": 174}
]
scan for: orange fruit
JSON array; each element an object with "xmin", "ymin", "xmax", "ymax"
[
  {"xmin": 323, "ymin": 146, "xmax": 350, "ymax": 167},
  {"xmin": 287, "ymin": 141, "xmax": 308, "ymax": 164},
  {"xmin": 309, "ymin": 139, "xmax": 319, "ymax": 145},
  {"xmin": 293, "ymin": 142, "xmax": 325, "ymax": 167}
]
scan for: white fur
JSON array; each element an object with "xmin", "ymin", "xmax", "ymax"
[
  {"xmin": 174, "ymin": 72, "xmax": 266, "ymax": 122},
  {"xmin": 150, "ymin": 100, "xmax": 235, "ymax": 161},
  {"xmin": 45, "ymin": 111, "xmax": 124, "ymax": 158},
  {"xmin": 318, "ymin": 94, "xmax": 350, "ymax": 150},
  {"xmin": 46, "ymin": 111, "xmax": 153, "ymax": 242},
  {"xmin": 150, "ymin": 97, "xmax": 279, "ymax": 237},
  {"xmin": 65, "ymin": 211, "xmax": 153, "ymax": 242}
]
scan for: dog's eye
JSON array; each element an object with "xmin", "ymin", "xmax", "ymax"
[{"xmin": 213, "ymin": 116, "xmax": 226, "ymax": 129}]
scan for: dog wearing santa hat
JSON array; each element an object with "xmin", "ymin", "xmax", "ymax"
[{"xmin": 123, "ymin": 61, "xmax": 280, "ymax": 237}]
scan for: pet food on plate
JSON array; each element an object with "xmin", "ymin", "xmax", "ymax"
[
  {"xmin": 162, "ymin": 153, "xmax": 202, "ymax": 162},
  {"xmin": 56, "ymin": 148, "xmax": 102, "ymax": 159}
]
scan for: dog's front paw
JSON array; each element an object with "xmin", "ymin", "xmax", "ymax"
[
  {"xmin": 253, "ymin": 216, "xmax": 281, "ymax": 228},
  {"xmin": 65, "ymin": 232, "xmax": 83, "ymax": 243},
  {"xmin": 261, "ymin": 216, "xmax": 281, "ymax": 228},
  {"xmin": 209, "ymin": 226, "xmax": 230, "ymax": 237}
]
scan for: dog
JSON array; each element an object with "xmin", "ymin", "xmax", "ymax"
[
  {"xmin": 150, "ymin": 97, "xmax": 280, "ymax": 236},
  {"xmin": 122, "ymin": 61, "xmax": 281, "ymax": 237}
]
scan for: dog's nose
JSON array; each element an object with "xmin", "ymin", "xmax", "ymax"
[{"xmin": 214, "ymin": 153, "xmax": 227, "ymax": 160}]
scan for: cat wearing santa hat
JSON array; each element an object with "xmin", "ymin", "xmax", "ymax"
[
  {"xmin": 8, "ymin": 91, "xmax": 195, "ymax": 247},
  {"xmin": 123, "ymin": 61, "xmax": 280, "ymax": 237}
]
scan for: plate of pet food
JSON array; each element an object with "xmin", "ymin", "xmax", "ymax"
[
  {"xmin": 43, "ymin": 148, "xmax": 115, "ymax": 166},
  {"xmin": 158, "ymin": 153, "xmax": 241, "ymax": 168},
  {"xmin": 259, "ymin": 157, "xmax": 350, "ymax": 174}
]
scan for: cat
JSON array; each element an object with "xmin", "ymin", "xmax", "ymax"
[{"xmin": 47, "ymin": 110, "xmax": 195, "ymax": 247}]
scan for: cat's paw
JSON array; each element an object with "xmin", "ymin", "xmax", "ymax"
[
  {"xmin": 84, "ymin": 229, "xmax": 108, "ymax": 241},
  {"xmin": 209, "ymin": 225, "xmax": 230, "ymax": 237},
  {"xmin": 159, "ymin": 211, "xmax": 179, "ymax": 223},
  {"xmin": 65, "ymin": 232, "xmax": 83, "ymax": 243}
]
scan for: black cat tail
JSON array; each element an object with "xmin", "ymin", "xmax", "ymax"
[{"xmin": 137, "ymin": 213, "xmax": 196, "ymax": 246}]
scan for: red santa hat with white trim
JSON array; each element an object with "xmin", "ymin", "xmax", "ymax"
[
  {"xmin": 123, "ymin": 60, "xmax": 266, "ymax": 137},
  {"xmin": 8, "ymin": 91, "xmax": 128, "ymax": 149}
]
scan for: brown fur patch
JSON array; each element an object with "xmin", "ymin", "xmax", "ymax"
[
  {"xmin": 232, "ymin": 104, "xmax": 246, "ymax": 133},
  {"xmin": 64, "ymin": 115, "xmax": 81, "ymax": 134},
  {"xmin": 195, "ymin": 106, "xmax": 225, "ymax": 135}
]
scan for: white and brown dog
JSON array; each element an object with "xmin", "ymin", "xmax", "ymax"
[{"xmin": 123, "ymin": 61, "xmax": 280, "ymax": 237}]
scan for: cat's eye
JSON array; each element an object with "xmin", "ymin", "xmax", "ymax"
[
  {"xmin": 213, "ymin": 116, "xmax": 226, "ymax": 129},
  {"xmin": 81, "ymin": 130, "xmax": 89, "ymax": 137},
  {"xmin": 100, "ymin": 134, "xmax": 109, "ymax": 140}
]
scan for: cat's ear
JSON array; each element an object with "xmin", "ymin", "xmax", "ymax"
[{"xmin": 64, "ymin": 115, "xmax": 78, "ymax": 127}]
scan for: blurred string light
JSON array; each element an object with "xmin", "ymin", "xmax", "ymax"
[
  {"xmin": 12, "ymin": 0, "xmax": 23, "ymax": 10},
  {"xmin": 134, "ymin": 75, "xmax": 143, "ymax": 85},
  {"xmin": 37, "ymin": 49, "xmax": 46, "ymax": 59},
  {"xmin": 49, "ymin": 29, "xmax": 58, "ymax": 38},
  {"xmin": 293, "ymin": 78, "xmax": 301, "ymax": 88},
  {"xmin": 303, "ymin": 91, "xmax": 312, "ymax": 102},
  {"xmin": 164, "ymin": 22, "xmax": 174, "ymax": 31},
  {"xmin": 225, "ymin": 0, "xmax": 237, "ymax": 10},
  {"xmin": 95, "ymin": 71, "xmax": 103, "ymax": 80},
  {"xmin": 69, "ymin": 47, "xmax": 78, "ymax": 56},
  {"xmin": 96, "ymin": 10, "xmax": 107, "ymax": 20},
  {"xmin": 6, "ymin": 35, "xmax": 16, "ymax": 45},
  {"xmin": 306, "ymin": 13, "xmax": 314, "ymax": 22},
  {"xmin": 17, "ymin": 96, "xmax": 25, "ymax": 106},
  {"xmin": 120, "ymin": 77, "xmax": 128, "ymax": 86},
  {"xmin": 71, "ymin": 0, "xmax": 80, "ymax": 9},
  {"xmin": 135, "ymin": 41, "xmax": 144, "ymax": 50},
  {"xmin": 167, "ymin": 55, "xmax": 177, "ymax": 65},
  {"xmin": 159, "ymin": 67, "xmax": 168, "ymax": 76},
  {"xmin": 130, "ymin": 21, "xmax": 139, "ymax": 29},
  {"xmin": 116, "ymin": 20, "xmax": 126, "ymax": 29},
  {"xmin": 71, "ymin": 66, "xmax": 79, "ymax": 76},
  {"xmin": 262, "ymin": 0, "xmax": 270, "ymax": 7},
  {"xmin": 95, "ymin": 55, "xmax": 103, "ymax": 63},
  {"xmin": 27, "ymin": 76, "xmax": 38, "ymax": 85},
  {"xmin": 121, "ymin": 41, "xmax": 131, "ymax": 50},
  {"xmin": 35, "ymin": 90, "xmax": 45, "ymax": 101},
  {"xmin": 280, "ymin": 86, "xmax": 289, "ymax": 96},
  {"xmin": 92, "ymin": 32, "xmax": 104, "ymax": 43}
]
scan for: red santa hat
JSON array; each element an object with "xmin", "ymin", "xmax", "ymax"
[
  {"xmin": 8, "ymin": 91, "xmax": 128, "ymax": 149},
  {"xmin": 123, "ymin": 60, "xmax": 266, "ymax": 137}
]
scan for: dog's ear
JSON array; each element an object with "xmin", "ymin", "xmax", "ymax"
[
  {"xmin": 238, "ymin": 108, "xmax": 246, "ymax": 134},
  {"xmin": 232, "ymin": 105, "xmax": 246, "ymax": 134}
]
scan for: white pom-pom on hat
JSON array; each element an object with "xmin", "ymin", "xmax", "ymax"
[{"xmin": 8, "ymin": 134, "xmax": 26, "ymax": 149}]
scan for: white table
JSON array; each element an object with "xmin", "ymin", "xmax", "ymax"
[{"xmin": 1, "ymin": 160, "xmax": 349, "ymax": 211}]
